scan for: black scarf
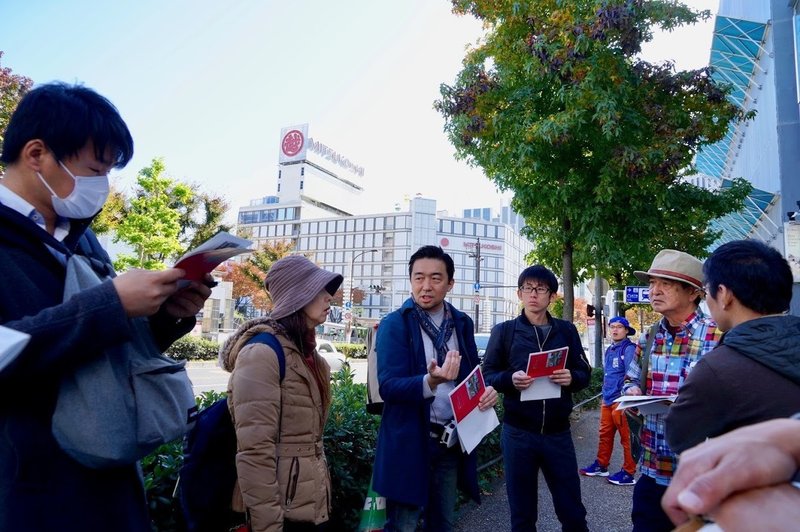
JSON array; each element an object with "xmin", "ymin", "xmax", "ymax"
[{"xmin": 412, "ymin": 301, "xmax": 454, "ymax": 365}]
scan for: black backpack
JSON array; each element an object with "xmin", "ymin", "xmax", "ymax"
[{"xmin": 179, "ymin": 332, "xmax": 285, "ymax": 532}]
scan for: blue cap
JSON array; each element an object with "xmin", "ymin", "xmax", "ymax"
[{"xmin": 609, "ymin": 316, "xmax": 636, "ymax": 336}]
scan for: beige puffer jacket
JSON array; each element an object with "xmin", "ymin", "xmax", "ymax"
[{"xmin": 221, "ymin": 318, "xmax": 331, "ymax": 532}]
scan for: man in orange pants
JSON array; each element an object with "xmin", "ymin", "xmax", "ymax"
[{"xmin": 580, "ymin": 317, "xmax": 637, "ymax": 485}]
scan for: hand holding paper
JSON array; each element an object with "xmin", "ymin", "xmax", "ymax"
[
  {"xmin": 448, "ymin": 366, "xmax": 500, "ymax": 454},
  {"xmin": 520, "ymin": 346, "xmax": 569, "ymax": 401},
  {"xmin": 174, "ymin": 231, "xmax": 252, "ymax": 282}
]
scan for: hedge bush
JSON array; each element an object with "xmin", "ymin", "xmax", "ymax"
[
  {"xmin": 573, "ymin": 366, "xmax": 604, "ymax": 410},
  {"xmin": 166, "ymin": 336, "xmax": 220, "ymax": 361},
  {"xmin": 143, "ymin": 366, "xmax": 585, "ymax": 531},
  {"xmin": 335, "ymin": 342, "xmax": 367, "ymax": 359}
]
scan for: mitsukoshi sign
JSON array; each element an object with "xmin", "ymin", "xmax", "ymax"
[{"xmin": 278, "ymin": 123, "xmax": 366, "ymax": 177}]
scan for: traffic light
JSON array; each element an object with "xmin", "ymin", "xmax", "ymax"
[{"xmin": 586, "ymin": 304, "xmax": 595, "ymax": 318}]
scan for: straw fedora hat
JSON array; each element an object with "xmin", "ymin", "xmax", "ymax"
[{"xmin": 633, "ymin": 249, "xmax": 704, "ymax": 290}]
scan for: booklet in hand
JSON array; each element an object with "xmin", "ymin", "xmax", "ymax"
[
  {"xmin": 613, "ymin": 394, "xmax": 678, "ymax": 415},
  {"xmin": 174, "ymin": 231, "xmax": 253, "ymax": 282},
  {"xmin": 526, "ymin": 346, "xmax": 568, "ymax": 378},
  {"xmin": 520, "ymin": 346, "xmax": 569, "ymax": 401},
  {"xmin": 448, "ymin": 365, "xmax": 499, "ymax": 454}
]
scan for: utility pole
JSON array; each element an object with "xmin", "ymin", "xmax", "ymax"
[
  {"xmin": 468, "ymin": 238, "xmax": 482, "ymax": 333},
  {"xmin": 593, "ymin": 271, "xmax": 604, "ymax": 367}
]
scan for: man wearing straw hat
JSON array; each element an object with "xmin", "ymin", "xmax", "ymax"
[{"xmin": 622, "ymin": 249, "xmax": 721, "ymax": 532}]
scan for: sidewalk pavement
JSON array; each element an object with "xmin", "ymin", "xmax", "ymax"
[{"xmin": 454, "ymin": 407, "xmax": 634, "ymax": 532}]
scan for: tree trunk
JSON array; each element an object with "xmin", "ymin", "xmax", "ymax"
[{"xmin": 561, "ymin": 239, "xmax": 574, "ymax": 322}]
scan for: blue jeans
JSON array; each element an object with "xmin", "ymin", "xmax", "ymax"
[
  {"xmin": 384, "ymin": 437, "xmax": 459, "ymax": 532},
  {"xmin": 631, "ymin": 474, "xmax": 673, "ymax": 532},
  {"xmin": 502, "ymin": 423, "xmax": 588, "ymax": 532}
]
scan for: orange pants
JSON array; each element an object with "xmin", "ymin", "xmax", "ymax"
[{"xmin": 597, "ymin": 403, "xmax": 636, "ymax": 475}]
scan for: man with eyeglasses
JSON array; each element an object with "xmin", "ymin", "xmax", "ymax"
[
  {"xmin": 622, "ymin": 249, "xmax": 721, "ymax": 532},
  {"xmin": 483, "ymin": 265, "xmax": 592, "ymax": 531},
  {"xmin": 580, "ymin": 316, "xmax": 638, "ymax": 486}
]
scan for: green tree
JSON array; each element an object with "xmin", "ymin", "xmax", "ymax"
[
  {"xmin": 181, "ymin": 191, "xmax": 231, "ymax": 251},
  {"xmin": 0, "ymin": 51, "xmax": 33, "ymax": 172},
  {"xmin": 91, "ymin": 186, "xmax": 127, "ymax": 236},
  {"xmin": 436, "ymin": 0, "xmax": 752, "ymax": 320},
  {"xmin": 114, "ymin": 158, "xmax": 192, "ymax": 271}
]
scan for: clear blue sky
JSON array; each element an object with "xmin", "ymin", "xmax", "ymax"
[{"xmin": 1, "ymin": 0, "xmax": 717, "ymax": 225}]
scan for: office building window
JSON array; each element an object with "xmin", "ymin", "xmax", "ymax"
[{"xmin": 356, "ymin": 218, "xmax": 364, "ymax": 231}]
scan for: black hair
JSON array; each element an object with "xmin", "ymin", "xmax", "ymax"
[
  {"xmin": 518, "ymin": 265, "xmax": 558, "ymax": 293},
  {"xmin": 704, "ymin": 240, "xmax": 793, "ymax": 314},
  {"xmin": 0, "ymin": 82, "xmax": 133, "ymax": 168},
  {"xmin": 408, "ymin": 245, "xmax": 455, "ymax": 281}
]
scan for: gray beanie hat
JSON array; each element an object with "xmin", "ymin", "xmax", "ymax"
[{"xmin": 265, "ymin": 255, "xmax": 343, "ymax": 320}]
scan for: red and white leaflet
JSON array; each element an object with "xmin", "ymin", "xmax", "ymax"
[
  {"xmin": 174, "ymin": 231, "xmax": 252, "ymax": 282},
  {"xmin": 526, "ymin": 346, "xmax": 568, "ymax": 378},
  {"xmin": 448, "ymin": 365, "xmax": 499, "ymax": 454},
  {"xmin": 520, "ymin": 346, "xmax": 569, "ymax": 401}
]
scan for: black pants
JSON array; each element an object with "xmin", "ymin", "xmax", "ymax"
[{"xmin": 631, "ymin": 474, "xmax": 674, "ymax": 532}]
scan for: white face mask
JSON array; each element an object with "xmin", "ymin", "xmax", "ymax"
[{"xmin": 37, "ymin": 162, "xmax": 110, "ymax": 219}]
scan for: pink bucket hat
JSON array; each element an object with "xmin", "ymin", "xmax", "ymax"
[{"xmin": 265, "ymin": 255, "xmax": 343, "ymax": 320}]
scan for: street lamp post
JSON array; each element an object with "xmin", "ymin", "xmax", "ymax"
[
  {"xmin": 468, "ymin": 238, "xmax": 483, "ymax": 333},
  {"xmin": 345, "ymin": 248, "xmax": 378, "ymax": 343}
]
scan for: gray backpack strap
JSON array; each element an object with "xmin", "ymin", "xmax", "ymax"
[{"xmin": 639, "ymin": 323, "xmax": 660, "ymax": 393}]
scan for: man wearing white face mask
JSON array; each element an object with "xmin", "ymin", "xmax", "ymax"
[{"xmin": 0, "ymin": 82, "xmax": 213, "ymax": 531}]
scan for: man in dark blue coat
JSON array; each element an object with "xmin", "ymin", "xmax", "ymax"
[
  {"xmin": 373, "ymin": 245, "xmax": 498, "ymax": 531},
  {"xmin": 0, "ymin": 82, "xmax": 211, "ymax": 531}
]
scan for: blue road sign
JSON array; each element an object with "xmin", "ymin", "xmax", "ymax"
[
  {"xmin": 474, "ymin": 282, "xmax": 481, "ymax": 290},
  {"xmin": 625, "ymin": 286, "xmax": 650, "ymax": 303},
  {"xmin": 344, "ymin": 301, "xmax": 352, "ymax": 309}
]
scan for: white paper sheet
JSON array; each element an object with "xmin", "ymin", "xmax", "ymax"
[{"xmin": 0, "ymin": 325, "xmax": 31, "ymax": 373}]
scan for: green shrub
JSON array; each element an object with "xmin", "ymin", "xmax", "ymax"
[
  {"xmin": 144, "ymin": 375, "xmax": 382, "ymax": 532},
  {"xmin": 324, "ymin": 368, "xmax": 381, "ymax": 530},
  {"xmin": 335, "ymin": 343, "xmax": 367, "ymax": 359},
  {"xmin": 166, "ymin": 336, "xmax": 220, "ymax": 361},
  {"xmin": 573, "ymin": 366, "xmax": 604, "ymax": 410}
]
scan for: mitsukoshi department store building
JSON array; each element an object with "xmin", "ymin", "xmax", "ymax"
[{"xmin": 237, "ymin": 124, "xmax": 534, "ymax": 331}]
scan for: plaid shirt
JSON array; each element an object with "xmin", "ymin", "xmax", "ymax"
[{"xmin": 623, "ymin": 308, "xmax": 721, "ymax": 485}]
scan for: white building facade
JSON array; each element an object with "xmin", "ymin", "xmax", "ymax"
[{"xmin": 237, "ymin": 124, "xmax": 535, "ymax": 331}]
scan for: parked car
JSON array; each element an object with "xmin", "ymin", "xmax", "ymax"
[
  {"xmin": 316, "ymin": 339, "xmax": 349, "ymax": 373},
  {"xmin": 474, "ymin": 333, "xmax": 491, "ymax": 363}
]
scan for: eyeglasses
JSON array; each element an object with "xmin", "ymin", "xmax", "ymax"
[{"xmin": 519, "ymin": 286, "xmax": 550, "ymax": 294}]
